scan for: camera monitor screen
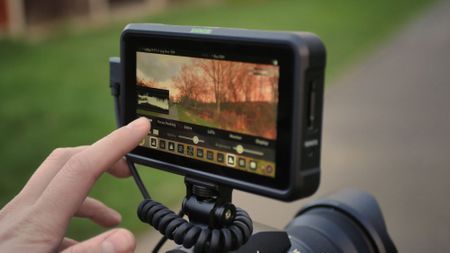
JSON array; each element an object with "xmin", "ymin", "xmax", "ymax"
[
  {"xmin": 120, "ymin": 24, "xmax": 326, "ymax": 200},
  {"xmin": 136, "ymin": 51, "xmax": 279, "ymax": 178}
]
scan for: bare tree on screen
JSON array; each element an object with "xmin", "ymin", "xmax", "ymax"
[
  {"xmin": 194, "ymin": 59, "xmax": 230, "ymax": 113},
  {"xmin": 173, "ymin": 65, "xmax": 203, "ymax": 103}
]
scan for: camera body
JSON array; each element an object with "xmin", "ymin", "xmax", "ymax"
[{"xmin": 119, "ymin": 24, "xmax": 326, "ymax": 201}]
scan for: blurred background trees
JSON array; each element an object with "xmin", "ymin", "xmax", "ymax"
[{"xmin": 0, "ymin": 0, "xmax": 170, "ymax": 36}]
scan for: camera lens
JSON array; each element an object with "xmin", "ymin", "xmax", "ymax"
[{"xmin": 285, "ymin": 189, "xmax": 397, "ymax": 253}]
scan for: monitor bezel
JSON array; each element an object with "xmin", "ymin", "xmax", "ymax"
[{"xmin": 121, "ymin": 31, "xmax": 299, "ymax": 193}]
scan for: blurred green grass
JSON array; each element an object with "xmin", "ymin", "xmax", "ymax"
[{"xmin": 0, "ymin": 0, "xmax": 433, "ymax": 241}]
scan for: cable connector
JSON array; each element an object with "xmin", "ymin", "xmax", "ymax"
[
  {"xmin": 109, "ymin": 57, "xmax": 123, "ymax": 127},
  {"xmin": 109, "ymin": 57, "xmax": 121, "ymax": 97}
]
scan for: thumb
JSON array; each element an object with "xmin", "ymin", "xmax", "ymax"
[{"xmin": 61, "ymin": 228, "xmax": 136, "ymax": 253}]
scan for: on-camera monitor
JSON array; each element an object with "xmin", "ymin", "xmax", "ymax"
[{"xmin": 136, "ymin": 50, "xmax": 279, "ymax": 178}]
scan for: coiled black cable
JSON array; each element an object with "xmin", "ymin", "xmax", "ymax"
[
  {"xmin": 137, "ymin": 199, "xmax": 253, "ymax": 253},
  {"xmin": 126, "ymin": 159, "xmax": 253, "ymax": 252}
]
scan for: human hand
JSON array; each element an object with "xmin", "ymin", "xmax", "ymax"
[{"xmin": 0, "ymin": 117, "xmax": 150, "ymax": 253}]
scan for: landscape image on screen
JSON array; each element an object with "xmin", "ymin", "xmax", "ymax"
[{"xmin": 136, "ymin": 52, "xmax": 279, "ymax": 140}]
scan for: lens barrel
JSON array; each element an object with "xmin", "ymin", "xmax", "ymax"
[{"xmin": 285, "ymin": 189, "xmax": 397, "ymax": 253}]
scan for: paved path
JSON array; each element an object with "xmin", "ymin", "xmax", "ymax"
[
  {"xmin": 234, "ymin": 0, "xmax": 450, "ymax": 252},
  {"xmin": 135, "ymin": 1, "xmax": 450, "ymax": 252}
]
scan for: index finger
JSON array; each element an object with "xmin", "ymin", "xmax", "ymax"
[{"xmin": 34, "ymin": 117, "xmax": 150, "ymax": 228}]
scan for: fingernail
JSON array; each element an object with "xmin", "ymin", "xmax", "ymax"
[
  {"xmin": 112, "ymin": 212, "xmax": 122, "ymax": 223},
  {"xmin": 102, "ymin": 229, "xmax": 135, "ymax": 253},
  {"xmin": 101, "ymin": 240, "xmax": 115, "ymax": 253},
  {"xmin": 106, "ymin": 211, "xmax": 122, "ymax": 227},
  {"xmin": 126, "ymin": 117, "xmax": 148, "ymax": 129}
]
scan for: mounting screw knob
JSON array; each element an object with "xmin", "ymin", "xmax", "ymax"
[
  {"xmin": 214, "ymin": 203, "xmax": 236, "ymax": 226},
  {"xmin": 224, "ymin": 209, "xmax": 233, "ymax": 221}
]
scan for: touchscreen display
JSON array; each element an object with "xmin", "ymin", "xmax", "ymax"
[{"xmin": 136, "ymin": 49, "xmax": 279, "ymax": 177}]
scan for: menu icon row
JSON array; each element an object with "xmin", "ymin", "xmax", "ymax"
[{"xmin": 145, "ymin": 136, "xmax": 272, "ymax": 176}]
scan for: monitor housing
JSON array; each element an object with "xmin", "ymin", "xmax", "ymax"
[{"xmin": 119, "ymin": 24, "xmax": 325, "ymax": 201}]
